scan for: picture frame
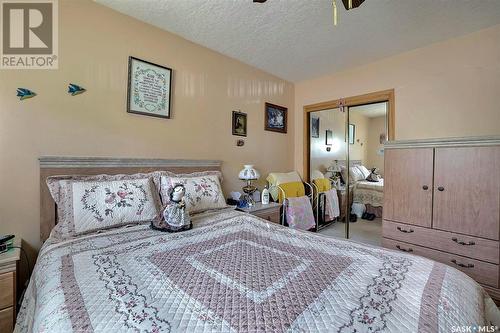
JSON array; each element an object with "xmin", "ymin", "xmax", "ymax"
[
  {"xmin": 349, "ymin": 124, "xmax": 356, "ymax": 144},
  {"xmin": 379, "ymin": 133, "xmax": 387, "ymax": 144},
  {"xmin": 264, "ymin": 102, "xmax": 287, "ymax": 133},
  {"xmin": 311, "ymin": 117, "xmax": 320, "ymax": 138},
  {"xmin": 127, "ymin": 56, "xmax": 173, "ymax": 119},
  {"xmin": 325, "ymin": 129, "xmax": 333, "ymax": 145},
  {"xmin": 232, "ymin": 111, "xmax": 247, "ymax": 137}
]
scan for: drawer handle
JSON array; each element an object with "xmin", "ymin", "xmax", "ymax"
[
  {"xmin": 437, "ymin": 186, "xmax": 445, "ymax": 192},
  {"xmin": 397, "ymin": 226, "xmax": 414, "ymax": 233},
  {"xmin": 422, "ymin": 185, "xmax": 429, "ymax": 190},
  {"xmin": 396, "ymin": 245, "xmax": 413, "ymax": 253},
  {"xmin": 452, "ymin": 237, "xmax": 475, "ymax": 246},
  {"xmin": 451, "ymin": 259, "xmax": 474, "ymax": 268}
]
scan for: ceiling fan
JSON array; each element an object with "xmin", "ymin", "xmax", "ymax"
[
  {"xmin": 252, "ymin": 0, "xmax": 366, "ymax": 25},
  {"xmin": 253, "ymin": 0, "xmax": 365, "ymax": 9}
]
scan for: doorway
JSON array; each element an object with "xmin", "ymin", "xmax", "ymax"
[{"xmin": 304, "ymin": 90, "xmax": 395, "ymax": 244}]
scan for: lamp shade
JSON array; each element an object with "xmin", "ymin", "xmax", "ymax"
[
  {"xmin": 327, "ymin": 160, "xmax": 341, "ymax": 173},
  {"xmin": 239, "ymin": 165, "xmax": 260, "ymax": 180}
]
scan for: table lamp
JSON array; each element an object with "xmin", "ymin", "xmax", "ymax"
[
  {"xmin": 327, "ymin": 160, "xmax": 341, "ymax": 189},
  {"xmin": 238, "ymin": 164, "xmax": 260, "ymax": 207}
]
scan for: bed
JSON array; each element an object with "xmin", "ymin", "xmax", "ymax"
[
  {"xmin": 353, "ymin": 179, "xmax": 384, "ymax": 208},
  {"xmin": 15, "ymin": 157, "xmax": 500, "ymax": 332},
  {"xmin": 340, "ymin": 161, "xmax": 384, "ymax": 217}
]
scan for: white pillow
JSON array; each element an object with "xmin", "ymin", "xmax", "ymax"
[
  {"xmin": 160, "ymin": 171, "xmax": 227, "ymax": 214},
  {"xmin": 356, "ymin": 165, "xmax": 371, "ymax": 179},
  {"xmin": 46, "ymin": 173, "xmax": 162, "ymax": 239},
  {"xmin": 350, "ymin": 166, "xmax": 365, "ymax": 182},
  {"xmin": 343, "ymin": 166, "xmax": 365, "ymax": 183},
  {"xmin": 72, "ymin": 178, "xmax": 160, "ymax": 234}
]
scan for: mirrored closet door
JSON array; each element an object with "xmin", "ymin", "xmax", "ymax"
[
  {"xmin": 305, "ymin": 90, "xmax": 394, "ymax": 246},
  {"xmin": 346, "ymin": 102, "xmax": 388, "ymax": 246},
  {"xmin": 308, "ymin": 107, "xmax": 347, "ymax": 234}
]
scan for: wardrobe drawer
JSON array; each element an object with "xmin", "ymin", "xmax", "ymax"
[
  {"xmin": 383, "ymin": 238, "xmax": 499, "ymax": 288},
  {"xmin": 383, "ymin": 220, "xmax": 499, "ymax": 264}
]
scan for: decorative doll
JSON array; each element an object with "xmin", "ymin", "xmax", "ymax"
[{"xmin": 151, "ymin": 184, "xmax": 192, "ymax": 232}]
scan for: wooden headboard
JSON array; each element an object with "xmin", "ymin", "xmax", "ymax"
[{"xmin": 39, "ymin": 156, "xmax": 222, "ymax": 242}]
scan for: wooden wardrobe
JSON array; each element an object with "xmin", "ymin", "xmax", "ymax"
[{"xmin": 382, "ymin": 137, "xmax": 500, "ymax": 302}]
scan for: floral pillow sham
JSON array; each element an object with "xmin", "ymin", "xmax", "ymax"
[
  {"xmin": 46, "ymin": 173, "xmax": 162, "ymax": 239},
  {"xmin": 160, "ymin": 171, "xmax": 227, "ymax": 214}
]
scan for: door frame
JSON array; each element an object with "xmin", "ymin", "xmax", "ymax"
[{"xmin": 303, "ymin": 89, "xmax": 395, "ymax": 182}]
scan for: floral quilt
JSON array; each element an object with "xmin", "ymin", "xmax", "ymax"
[
  {"xmin": 16, "ymin": 209, "xmax": 499, "ymax": 333},
  {"xmin": 353, "ymin": 179, "xmax": 384, "ymax": 207}
]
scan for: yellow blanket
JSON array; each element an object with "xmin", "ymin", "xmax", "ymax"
[
  {"xmin": 313, "ymin": 178, "xmax": 331, "ymax": 192},
  {"xmin": 266, "ymin": 171, "xmax": 302, "ymax": 201},
  {"xmin": 278, "ymin": 181, "xmax": 305, "ymax": 203}
]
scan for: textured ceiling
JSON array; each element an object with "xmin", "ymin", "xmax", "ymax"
[
  {"xmin": 350, "ymin": 102, "xmax": 386, "ymax": 118},
  {"xmin": 96, "ymin": 0, "xmax": 500, "ymax": 82}
]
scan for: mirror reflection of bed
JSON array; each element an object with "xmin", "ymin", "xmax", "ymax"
[{"xmin": 309, "ymin": 102, "xmax": 387, "ymax": 246}]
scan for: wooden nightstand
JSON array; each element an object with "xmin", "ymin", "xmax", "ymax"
[
  {"xmin": 0, "ymin": 237, "xmax": 20, "ymax": 333},
  {"xmin": 237, "ymin": 202, "xmax": 282, "ymax": 224}
]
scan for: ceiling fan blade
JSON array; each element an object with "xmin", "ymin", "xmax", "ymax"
[{"xmin": 341, "ymin": 0, "xmax": 365, "ymax": 10}]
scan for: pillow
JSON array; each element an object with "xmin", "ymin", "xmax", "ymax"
[
  {"xmin": 47, "ymin": 172, "xmax": 162, "ymax": 238},
  {"xmin": 350, "ymin": 166, "xmax": 365, "ymax": 182},
  {"xmin": 159, "ymin": 171, "xmax": 227, "ymax": 214},
  {"xmin": 356, "ymin": 165, "xmax": 371, "ymax": 179},
  {"xmin": 340, "ymin": 166, "xmax": 365, "ymax": 183},
  {"xmin": 313, "ymin": 178, "xmax": 331, "ymax": 192}
]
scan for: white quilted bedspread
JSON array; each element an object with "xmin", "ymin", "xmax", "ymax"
[{"xmin": 15, "ymin": 209, "xmax": 500, "ymax": 332}]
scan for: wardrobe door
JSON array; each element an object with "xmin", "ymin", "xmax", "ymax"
[
  {"xmin": 384, "ymin": 148, "xmax": 434, "ymax": 227},
  {"xmin": 433, "ymin": 146, "xmax": 500, "ymax": 240}
]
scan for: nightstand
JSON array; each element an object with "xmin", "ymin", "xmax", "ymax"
[
  {"xmin": 237, "ymin": 202, "xmax": 282, "ymax": 224},
  {"xmin": 0, "ymin": 237, "xmax": 20, "ymax": 333}
]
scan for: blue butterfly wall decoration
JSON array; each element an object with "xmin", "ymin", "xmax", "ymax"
[
  {"xmin": 68, "ymin": 83, "xmax": 86, "ymax": 96},
  {"xmin": 16, "ymin": 88, "xmax": 37, "ymax": 100}
]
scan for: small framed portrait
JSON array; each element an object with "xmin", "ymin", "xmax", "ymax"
[
  {"xmin": 325, "ymin": 129, "xmax": 333, "ymax": 145},
  {"xmin": 232, "ymin": 111, "xmax": 247, "ymax": 137},
  {"xmin": 379, "ymin": 133, "xmax": 387, "ymax": 144},
  {"xmin": 127, "ymin": 56, "xmax": 172, "ymax": 119},
  {"xmin": 265, "ymin": 102, "xmax": 287, "ymax": 133},
  {"xmin": 311, "ymin": 117, "xmax": 320, "ymax": 138},
  {"xmin": 349, "ymin": 124, "xmax": 356, "ymax": 144}
]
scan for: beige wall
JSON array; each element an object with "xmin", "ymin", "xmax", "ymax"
[
  {"xmin": 366, "ymin": 116, "xmax": 386, "ymax": 175},
  {"xmin": 0, "ymin": 0, "xmax": 294, "ymax": 251},
  {"xmin": 295, "ymin": 24, "xmax": 500, "ymax": 175},
  {"xmin": 348, "ymin": 112, "xmax": 369, "ymax": 164}
]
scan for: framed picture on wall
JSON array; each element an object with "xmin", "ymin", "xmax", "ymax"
[
  {"xmin": 264, "ymin": 103, "xmax": 287, "ymax": 133},
  {"xmin": 349, "ymin": 124, "xmax": 356, "ymax": 144},
  {"xmin": 232, "ymin": 111, "xmax": 247, "ymax": 137},
  {"xmin": 127, "ymin": 56, "xmax": 173, "ymax": 119},
  {"xmin": 325, "ymin": 129, "xmax": 333, "ymax": 145},
  {"xmin": 311, "ymin": 117, "xmax": 320, "ymax": 138}
]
